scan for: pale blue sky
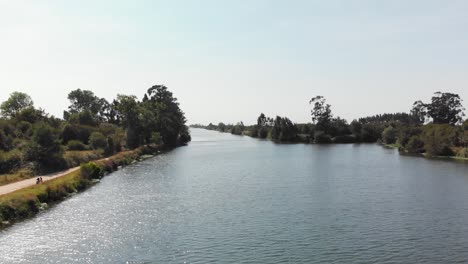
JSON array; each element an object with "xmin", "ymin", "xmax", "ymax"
[{"xmin": 1, "ymin": 0, "xmax": 467, "ymax": 124}]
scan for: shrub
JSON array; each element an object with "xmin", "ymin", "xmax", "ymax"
[
  {"xmin": 0, "ymin": 150, "xmax": 23, "ymax": 174},
  {"xmin": 66, "ymin": 140, "xmax": 87, "ymax": 151},
  {"xmin": 25, "ymin": 122, "xmax": 65, "ymax": 171},
  {"xmin": 404, "ymin": 136, "xmax": 424, "ymax": 154},
  {"xmin": 80, "ymin": 162, "xmax": 104, "ymax": 179},
  {"xmin": 63, "ymin": 150, "xmax": 101, "ymax": 168},
  {"xmin": 16, "ymin": 121, "xmax": 32, "ymax": 138},
  {"xmin": 422, "ymin": 124, "xmax": 458, "ymax": 157},
  {"xmin": 314, "ymin": 131, "xmax": 332, "ymax": 143},
  {"xmin": 382, "ymin": 126, "xmax": 397, "ymax": 144},
  {"xmin": 89, "ymin": 132, "xmax": 107, "ymax": 150}
]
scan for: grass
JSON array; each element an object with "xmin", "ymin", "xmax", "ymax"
[{"xmin": 0, "ymin": 169, "xmax": 34, "ymax": 187}]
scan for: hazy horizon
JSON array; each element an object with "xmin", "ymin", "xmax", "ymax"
[{"xmin": 1, "ymin": 0, "xmax": 467, "ymax": 125}]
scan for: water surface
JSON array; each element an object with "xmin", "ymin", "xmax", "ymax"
[{"xmin": 1, "ymin": 128, "xmax": 467, "ymax": 263}]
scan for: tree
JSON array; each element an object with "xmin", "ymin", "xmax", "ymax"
[
  {"xmin": 0, "ymin": 92, "xmax": 34, "ymax": 118},
  {"xmin": 350, "ymin": 120, "xmax": 362, "ymax": 140},
  {"xmin": 67, "ymin": 89, "xmax": 102, "ymax": 115},
  {"xmin": 412, "ymin": 92, "xmax": 465, "ymax": 125},
  {"xmin": 271, "ymin": 116, "xmax": 297, "ymax": 142},
  {"xmin": 25, "ymin": 123, "xmax": 64, "ymax": 170},
  {"xmin": 382, "ymin": 126, "xmax": 397, "ymax": 144},
  {"xmin": 309, "ymin": 96, "xmax": 333, "ymax": 133},
  {"xmin": 144, "ymin": 85, "xmax": 189, "ymax": 147},
  {"xmin": 114, "ymin": 94, "xmax": 141, "ymax": 149}
]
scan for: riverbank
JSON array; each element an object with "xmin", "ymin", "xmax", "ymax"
[
  {"xmin": 205, "ymin": 128, "xmax": 468, "ymax": 163},
  {"xmin": 0, "ymin": 144, "xmax": 165, "ymax": 229}
]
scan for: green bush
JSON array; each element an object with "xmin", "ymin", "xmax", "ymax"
[
  {"xmin": 80, "ymin": 162, "xmax": 104, "ymax": 179},
  {"xmin": 314, "ymin": 131, "xmax": 332, "ymax": 143},
  {"xmin": 382, "ymin": 126, "xmax": 397, "ymax": 144},
  {"xmin": 404, "ymin": 136, "xmax": 425, "ymax": 154},
  {"xmin": 422, "ymin": 124, "xmax": 458, "ymax": 157},
  {"xmin": 89, "ymin": 132, "xmax": 107, "ymax": 150},
  {"xmin": 0, "ymin": 150, "xmax": 23, "ymax": 174},
  {"xmin": 66, "ymin": 140, "xmax": 87, "ymax": 151}
]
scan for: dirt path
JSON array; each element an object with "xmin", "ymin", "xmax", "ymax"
[{"xmin": 0, "ymin": 167, "xmax": 80, "ymax": 196}]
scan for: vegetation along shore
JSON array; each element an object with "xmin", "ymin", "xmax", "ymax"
[
  {"xmin": 192, "ymin": 92, "xmax": 467, "ymax": 160},
  {"xmin": 0, "ymin": 85, "xmax": 190, "ymax": 228}
]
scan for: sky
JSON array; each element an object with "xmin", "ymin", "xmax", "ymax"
[{"xmin": 0, "ymin": 0, "xmax": 467, "ymax": 125}]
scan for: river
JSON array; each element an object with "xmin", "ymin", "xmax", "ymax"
[{"xmin": 1, "ymin": 128, "xmax": 467, "ymax": 263}]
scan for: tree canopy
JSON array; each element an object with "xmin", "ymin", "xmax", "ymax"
[{"xmin": 0, "ymin": 92, "xmax": 34, "ymax": 118}]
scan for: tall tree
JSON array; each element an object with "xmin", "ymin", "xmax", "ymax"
[
  {"xmin": 0, "ymin": 92, "xmax": 34, "ymax": 118},
  {"xmin": 67, "ymin": 89, "xmax": 102, "ymax": 115},
  {"xmin": 412, "ymin": 92, "xmax": 465, "ymax": 125},
  {"xmin": 114, "ymin": 95, "xmax": 141, "ymax": 149},
  {"xmin": 145, "ymin": 85, "xmax": 189, "ymax": 146},
  {"xmin": 309, "ymin": 96, "xmax": 333, "ymax": 133}
]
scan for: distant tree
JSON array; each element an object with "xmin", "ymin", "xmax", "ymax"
[
  {"xmin": 218, "ymin": 122, "xmax": 226, "ymax": 132},
  {"xmin": 67, "ymin": 89, "xmax": 102, "ymax": 115},
  {"xmin": 257, "ymin": 113, "xmax": 267, "ymax": 127},
  {"xmin": 350, "ymin": 120, "xmax": 362, "ymax": 140},
  {"xmin": 0, "ymin": 92, "xmax": 34, "ymax": 118},
  {"xmin": 412, "ymin": 92, "xmax": 465, "ymax": 125},
  {"xmin": 271, "ymin": 116, "xmax": 297, "ymax": 142},
  {"xmin": 382, "ymin": 126, "xmax": 397, "ymax": 144},
  {"xmin": 309, "ymin": 96, "xmax": 333, "ymax": 133}
]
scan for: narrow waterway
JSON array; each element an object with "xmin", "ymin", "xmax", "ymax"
[{"xmin": 1, "ymin": 128, "xmax": 467, "ymax": 263}]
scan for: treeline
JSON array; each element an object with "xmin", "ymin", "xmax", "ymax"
[
  {"xmin": 195, "ymin": 92, "xmax": 467, "ymax": 159},
  {"xmin": 0, "ymin": 85, "xmax": 190, "ymax": 176}
]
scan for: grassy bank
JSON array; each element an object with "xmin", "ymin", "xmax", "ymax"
[{"xmin": 0, "ymin": 144, "xmax": 163, "ymax": 229}]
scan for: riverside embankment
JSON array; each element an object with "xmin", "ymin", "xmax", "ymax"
[{"xmin": 0, "ymin": 145, "xmax": 164, "ymax": 229}]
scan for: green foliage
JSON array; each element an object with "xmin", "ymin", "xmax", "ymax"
[
  {"xmin": 16, "ymin": 121, "xmax": 32, "ymax": 138},
  {"xmin": 0, "ymin": 150, "xmax": 23, "ymax": 174},
  {"xmin": 61, "ymin": 124, "xmax": 97, "ymax": 144},
  {"xmin": 67, "ymin": 89, "xmax": 102, "ymax": 115},
  {"xmin": 231, "ymin": 122, "xmax": 245, "ymax": 135},
  {"xmin": 89, "ymin": 132, "xmax": 107, "ymax": 150},
  {"xmin": 0, "ymin": 92, "xmax": 34, "ymax": 118},
  {"xmin": 350, "ymin": 120, "xmax": 362, "ymax": 140},
  {"xmin": 422, "ymin": 124, "xmax": 458, "ymax": 157},
  {"xmin": 382, "ymin": 126, "xmax": 398, "ymax": 144},
  {"xmin": 0, "ymin": 130, "xmax": 13, "ymax": 151},
  {"xmin": 25, "ymin": 122, "xmax": 65, "ymax": 170},
  {"xmin": 412, "ymin": 92, "xmax": 465, "ymax": 125},
  {"xmin": 314, "ymin": 131, "xmax": 332, "ymax": 143},
  {"xmin": 151, "ymin": 132, "xmax": 162, "ymax": 145},
  {"xmin": 271, "ymin": 116, "xmax": 298, "ymax": 142},
  {"xmin": 361, "ymin": 123, "xmax": 383, "ymax": 143},
  {"xmin": 310, "ymin": 96, "xmax": 332, "ymax": 133},
  {"xmin": 80, "ymin": 162, "xmax": 104, "ymax": 179},
  {"xmin": 66, "ymin": 140, "xmax": 87, "ymax": 151},
  {"xmin": 404, "ymin": 136, "xmax": 425, "ymax": 154}
]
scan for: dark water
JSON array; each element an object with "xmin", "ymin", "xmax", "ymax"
[{"xmin": 1, "ymin": 128, "xmax": 468, "ymax": 263}]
